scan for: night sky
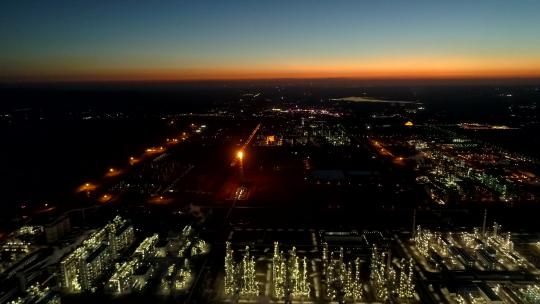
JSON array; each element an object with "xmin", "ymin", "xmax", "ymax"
[{"xmin": 2, "ymin": 0, "xmax": 540, "ymax": 81}]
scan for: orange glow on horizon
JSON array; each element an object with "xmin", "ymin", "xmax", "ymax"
[{"xmin": 4, "ymin": 55, "xmax": 540, "ymax": 82}]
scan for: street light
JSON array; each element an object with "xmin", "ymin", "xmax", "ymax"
[
  {"xmin": 237, "ymin": 150, "xmax": 244, "ymax": 179},
  {"xmin": 237, "ymin": 150, "xmax": 244, "ymax": 160}
]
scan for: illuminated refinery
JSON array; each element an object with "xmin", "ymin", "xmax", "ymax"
[
  {"xmin": 221, "ymin": 231, "xmax": 419, "ymax": 303},
  {"xmin": 4, "ymin": 0, "xmax": 540, "ymax": 302},
  {"xmin": 2, "ymin": 81, "xmax": 540, "ymax": 304},
  {"xmin": 59, "ymin": 216, "xmax": 135, "ymax": 293}
]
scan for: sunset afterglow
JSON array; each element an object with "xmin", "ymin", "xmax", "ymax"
[{"xmin": 2, "ymin": 1, "xmax": 540, "ymax": 81}]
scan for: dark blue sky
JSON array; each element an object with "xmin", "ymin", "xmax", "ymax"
[{"xmin": 2, "ymin": 0, "xmax": 540, "ymax": 80}]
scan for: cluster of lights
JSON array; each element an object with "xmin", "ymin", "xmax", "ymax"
[
  {"xmin": 7, "ymin": 283, "xmax": 59, "ymax": 304},
  {"xmin": 484, "ymin": 223, "xmax": 514, "ymax": 252},
  {"xmin": 370, "ymin": 246, "xmax": 390, "ymax": 301},
  {"xmin": 159, "ymin": 226, "xmax": 208, "ymax": 295},
  {"xmin": 60, "ymin": 216, "xmax": 134, "ymax": 293},
  {"xmin": 173, "ymin": 267, "xmax": 193, "ymax": 291},
  {"xmin": 182, "ymin": 225, "xmax": 193, "ymax": 237},
  {"xmin": 305, "ymin": 123, "xmax": 349, "ymax": 146},
  {"xmin": 134, "ymin": 234, "xmax": 159, "ymax": 259},
  {"xmin": 178, "ymin": 240, "xmax": 191, "ymax": 257},
  {"xmin": 483, "ymin": 223, "xmax": 526, "ymax": 268},
  {"xmin": 107, "ymin": 234, "xmax": 159, "ymax": 294},
  {"xmin": 370, "ymin": 246, "xmax": 415, "ymax": 301},
  {"xmin": 455, "ymin": 294, "xmax": 466, "ymax": 304},
  {"xmin": 160, "ymin": 265, "xmax": 175, "ymax": 294},
  {"xmin": 1, "ymin": 239, "xmax": 30, "ymax": 253},
  {"xmin": 241, "ymin": 246, "xmax": 258, "ymax": 296},
  {"xmin": 177, "ymin": 226, "xmax": 195, "ymax": 257},
  {"xmin": 107, "ymin": 259, "xmax": 139, "ymax": 294},
  {"xmin": 344, "ymin": 258, "xmax": 363, "ymax": 300},
  {"xmin": 271, "ymin": 242, "xmax": 285, "ymax": 299},
  {"xmin": 190, "ymin": 239, "xmax": 209, "ymax": 256},
  {"xmin": 224, "ymin": 242, "xmax": 236, "ymax": 296},
  {"xmin": 223, "ymin": 243, "xmax": 258, "ymax": 297},
  {"xmin": 414, "ymin": 226, "xmax": 477, "ymax": 271},
  {"xmin": 455, "ymin": 282, "xmax": 540, "ymax": 304},
  {"xmin": 159, "ymin": 264, "xmax": 175, "ymax": 294},
  {"xmin": 159, "ymin": 259, "xmax": 193, "ymax": 294},
  {"xmin": 413, "ymin": 223, "xmax": 529, "ymax": 274},
  {"xmin": 269, "ymin": 107, "xmax": 341, "ymax": 117},
  {"xmin": 15, "ymin": 225, "xmax": 43, "ymax": 236},
  {"xmin": 455, "ymin": 293, "xmax": 486, "ymax": 304},
  {"xmin": 165, "ymin": 138, "xmax": 180, "ymax": 144},
  {"xmin": 414, "ymin": 226, "xmax": 456, "ymax": 262},
  {"xmin": 397, "ymin": 259, "xmax": 415, "ymax": 300},
  {"xmin": 409, "ymin": 135, "xmax": 524, "ymax": 202},
  {"xmin": 322, "ymin": 245, "xmax": 363, "ymax": 301},
  {"xmin": 520, "ymin": 285, "xmax": 540, "ymax": 302},
  {"xmin": 260, "ymin": 119, "xmax": 349, "ymax": 147},
  {"xmin": 224, "ymin": 240, "xmax": 416, "ymax": 302},
  {"xmin": 271, "ymin": 243, "xmax": 310, "ymax": 300},
  {"xmin": 414, "ymin": 226, "xmax": 438, "ymax": 257},
  {"xmin": 145, "ymin": 146, "xmax": 164, "ymax": 153}
]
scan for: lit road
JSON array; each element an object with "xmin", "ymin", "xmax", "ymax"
[
  {"xmin": 185, "ymin": 122, "xmax": 261, "ymax": 303},
  {"xmin": 230, "ymin": 122, "xmax": 261, "ymax": 167}
]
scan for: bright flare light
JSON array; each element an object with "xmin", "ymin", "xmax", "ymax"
[{"xmin": 237, "ymin": 150, "xmax": 244, "ymax": 160}]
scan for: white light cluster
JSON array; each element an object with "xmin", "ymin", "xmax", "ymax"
[
  {"xmin": 322, "ymin": 244, "xmax": 363, "ymax": 302},
  {"xmin": 224, "ymin": 242, "xmax": 236, "ymax": 296},
  {"xmin": 273, "ymin": 243, "xmax": 310, "ymax": 300},
  {"xmin": 134, "ymin": 233, "xmax": 159, "ymax": 259},
  {"xmin": 159, "ymin": 259, "xmax": 193, "ymax": 294},
  {"xmin": 272, "ymin": 242, "xmax": 285, "ymax": 299},
  {"xmin": 520, "ymin": 285, "xmax": 540, "ymax": 302},
  {"xmin": 190, "ymin": 239, "xmax": 209, "ymax": 256},
  {"xmin": 370, "ymin": 246, "xmax": 415, "ymax": 301},
  {"xmin": 173, "ymin": 259, "xmax": 193, "ymax": 291},
  {"xmin": 223, "ymin": 243, "xmax": 259, "ymax": 298},
  {"xmin": 107, "ymin": 233, "xmax": 159, "ymax": 294},
  {"xmin": 240, "ymin": 246, "xmax": 258, "ymax": 297},
  {"xmin": 159, "ymin": 226, "xmax": 208, "ymax": 295},
  {"xmin": 410, "ymin": 136, "xmax": 520, "ymax": 202},
  {"xmin": 7, "ymin": 283, "xmax": 60, "ymax": 304},
  {"xmin": 59, "ymin": 216, "xmax": 134, "ymax": 293},
  {"xmin": 370, "ymin": 246, "xmax": 389, "ymax": 301},
  {"xmin": 413, "ymin": 223, "xmax": 529, "ymax": 273}
]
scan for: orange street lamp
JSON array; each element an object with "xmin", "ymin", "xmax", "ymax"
[
  {"xmin": 237, "ymin": 150, "xmax": 244, "ymax": 179},
  {"xmin": 237, "ymin": 150, "xmax": 244, "ymax": 160}
]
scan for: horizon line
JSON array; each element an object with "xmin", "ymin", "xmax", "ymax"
[{"xmin": 2, "ymin": 76, "xmax": 540, "ymax": 86}]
